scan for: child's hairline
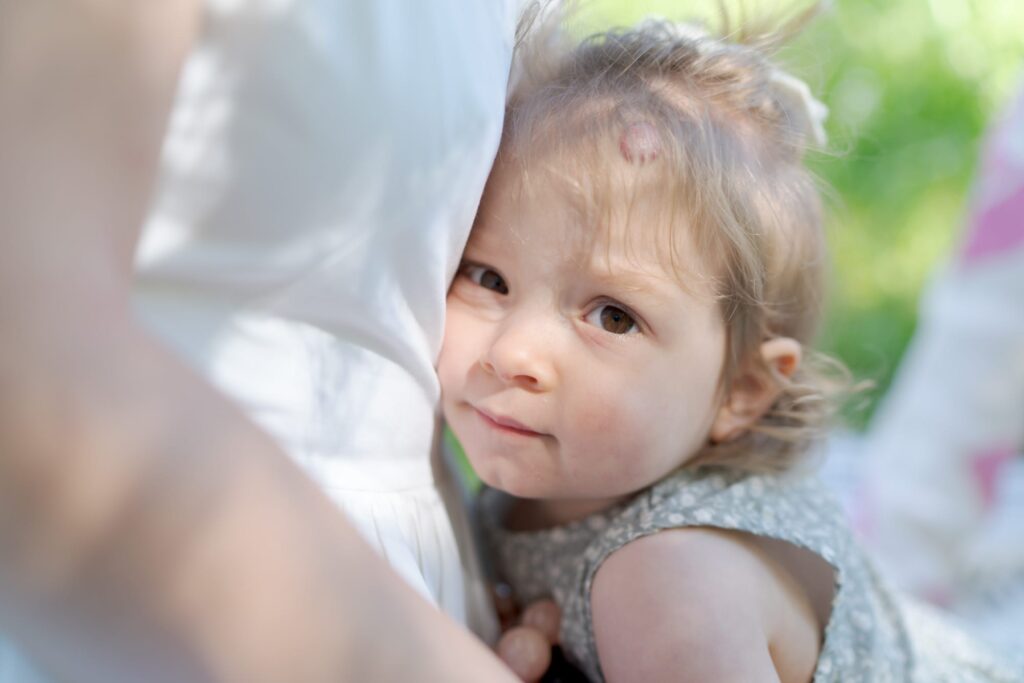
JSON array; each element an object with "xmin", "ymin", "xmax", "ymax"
[{"xmin": 493, "ymin": 120, "xmax": 730, "ymax": 306}]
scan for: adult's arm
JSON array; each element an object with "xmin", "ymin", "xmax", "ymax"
[{"xmin": 0, "ymin": 3, "xmax": 517, "ymax": 681}]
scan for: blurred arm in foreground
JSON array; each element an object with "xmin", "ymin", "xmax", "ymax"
[{"xmin": 0, "ymin": 3, "xmax": 517, "ymax": 681}]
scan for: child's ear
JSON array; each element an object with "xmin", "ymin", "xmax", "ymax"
[{"xmin": 709, "ymin": 338, "xmax": 802, "ymax": 443}]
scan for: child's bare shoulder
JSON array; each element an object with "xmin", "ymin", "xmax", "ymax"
[{"xmin": 591, "ymin": 527, "xmax": 819, "ymax": 683}]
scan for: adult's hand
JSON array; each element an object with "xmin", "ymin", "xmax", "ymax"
[
  {"xmin": 0, "ymin": 3, "xmax": 517, "ymax": 681},
  {"xmin": 495, "ymin": 596, "xmax": 589, "ymax": 682}
]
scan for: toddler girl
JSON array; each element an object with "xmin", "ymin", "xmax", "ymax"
[{"xmin": 437, "ymin": 9, "xmax": 1023, "ymax": 683}]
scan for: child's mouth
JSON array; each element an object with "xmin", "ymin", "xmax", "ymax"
[{"xmin": 474, "ymin": 407, "xmax": 545, "ymax": 437}]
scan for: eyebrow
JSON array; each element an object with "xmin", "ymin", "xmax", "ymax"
[
  {"xmin": 582, "ymin": 265, "xmax": 681, "ymax": 304},
  {"xmin": 465, "ymin": 224, "xmax": 526, "ymax": 253}
]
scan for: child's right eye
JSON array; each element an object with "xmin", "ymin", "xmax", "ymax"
[{"xmin": 463, "ymin": 264, "xmax": 509, "ymax": 295}]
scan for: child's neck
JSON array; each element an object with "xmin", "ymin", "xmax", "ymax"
[{"xmin": 504, "ymin": 494, "xmax": 631, "ymax": 532}]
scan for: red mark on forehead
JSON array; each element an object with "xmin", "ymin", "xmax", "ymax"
[{"xmin": 619, "ymin": 121, "xmax": 661, "ymax": 165}]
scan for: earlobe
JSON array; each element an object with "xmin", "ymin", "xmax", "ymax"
[
  {"xmin": 708, "ymin": 337, "xmax": 802, "ymax": 444},
  {"xmin": 709, "ymin": 404, "xmax": 749, "ymax": 443}
]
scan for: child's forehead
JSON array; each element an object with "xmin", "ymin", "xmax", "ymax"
[{"xmin": 474, "ymin": 152, "xmax": 717, "ymax": 297}]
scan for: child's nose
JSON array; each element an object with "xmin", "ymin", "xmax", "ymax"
[{"xmin": 480, "ymin": 314, "xmax": 557, "ymax": 391}]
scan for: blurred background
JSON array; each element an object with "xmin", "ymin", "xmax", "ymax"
[{"xmin": 578, "ymin": 0, "xmax": 1024, "ymax": 427}]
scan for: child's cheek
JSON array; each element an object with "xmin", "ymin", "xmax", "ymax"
[
  {"xmin": 570, "ymin": 395, "xmax": 656, "ymax": 475},
  {"xmin": 438, "ymin": 304, "xmax": 480, "ymax": 371}
]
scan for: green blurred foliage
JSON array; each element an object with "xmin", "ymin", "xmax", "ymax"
[{"xmin": 577, "ymin": 0, "xmax": 1024, "ymax": 427}]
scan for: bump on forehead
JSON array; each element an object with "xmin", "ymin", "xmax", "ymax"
[{"xmin": 619, "ymin": 121, "xmax": 662, "ymax": 165}]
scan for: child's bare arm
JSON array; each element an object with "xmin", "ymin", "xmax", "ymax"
[{"xmin": 591, "ymin": 528, "xmax": 816, "ymax": 683}]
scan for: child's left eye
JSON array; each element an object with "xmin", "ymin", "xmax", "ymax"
[{"xmin": 585, "ymin": 304, "xmax": 639, "ymax": 335}]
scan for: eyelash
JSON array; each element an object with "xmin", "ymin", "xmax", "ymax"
[{"xmin": 461, "ymin": 263, "xmax": 509, "ymax": 295}]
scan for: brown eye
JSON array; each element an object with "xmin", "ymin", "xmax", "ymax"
[
  {"xmin": 465, "ymin": 264, "xmax": 508, "ymax": 294},
  {"xmin": 587, "ymin": 304, "xmax": 638, "ymax": 335}
]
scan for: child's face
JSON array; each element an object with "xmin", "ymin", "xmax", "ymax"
[{"xmin": 438, "ymin": 158, "xmax": 727, "ymax": 509}]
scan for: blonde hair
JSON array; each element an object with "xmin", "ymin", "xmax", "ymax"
[{"xmin": 501, "ymin": 3, "xmax": 852, "ymax": 473}]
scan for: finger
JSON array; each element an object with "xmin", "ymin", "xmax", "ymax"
[
  {"xmin": 496, "ymin": 626, "xmax": 551, "ymax": 682},
  {"xmin": 520, "ymin": 598, "xmax": 561, "ymax": 644}
]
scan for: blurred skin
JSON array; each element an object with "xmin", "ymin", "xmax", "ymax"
[
  {"xmin": 498, "ymin": 627, "xmax": 551, "ymax": 682},
  {"xmin": 495, "ymin": 597, "xmax": 567, "ymax": 680},
  {"xmin": 0, "ymin": 2, "xmax": 521, "ymax": 681}
]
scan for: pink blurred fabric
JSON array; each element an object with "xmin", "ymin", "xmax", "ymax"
[{"xmin": 961, "ymin": 88, "xmax": 1024, "ymax": 264}]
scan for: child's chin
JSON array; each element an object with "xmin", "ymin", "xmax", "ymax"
[{"xmin": 474, "ymin": 463, "xmax": 551, "ymax": 498}]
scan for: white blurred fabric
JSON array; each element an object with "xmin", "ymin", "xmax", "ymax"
[
  {"xmin": 862, "ymin": 252, "xmax": 1024, "ymax": 594},
  {"xmin": 1, "ymin": 0, "xmax": 524, "ymax": 678}
]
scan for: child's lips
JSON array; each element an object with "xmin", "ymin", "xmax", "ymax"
[{"xmin": 473, "ymin": 407, "xmax": 545, "ymax": 437}]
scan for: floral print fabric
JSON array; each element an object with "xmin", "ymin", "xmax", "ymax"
[{"xmin": 481, "ymin": 467, "xmax": 1023, "ymax": 682}]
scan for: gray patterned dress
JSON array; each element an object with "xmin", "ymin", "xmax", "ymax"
[{"xmin": 480, "ymin": 467, "xmax": 1024, "ymax": 682}]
